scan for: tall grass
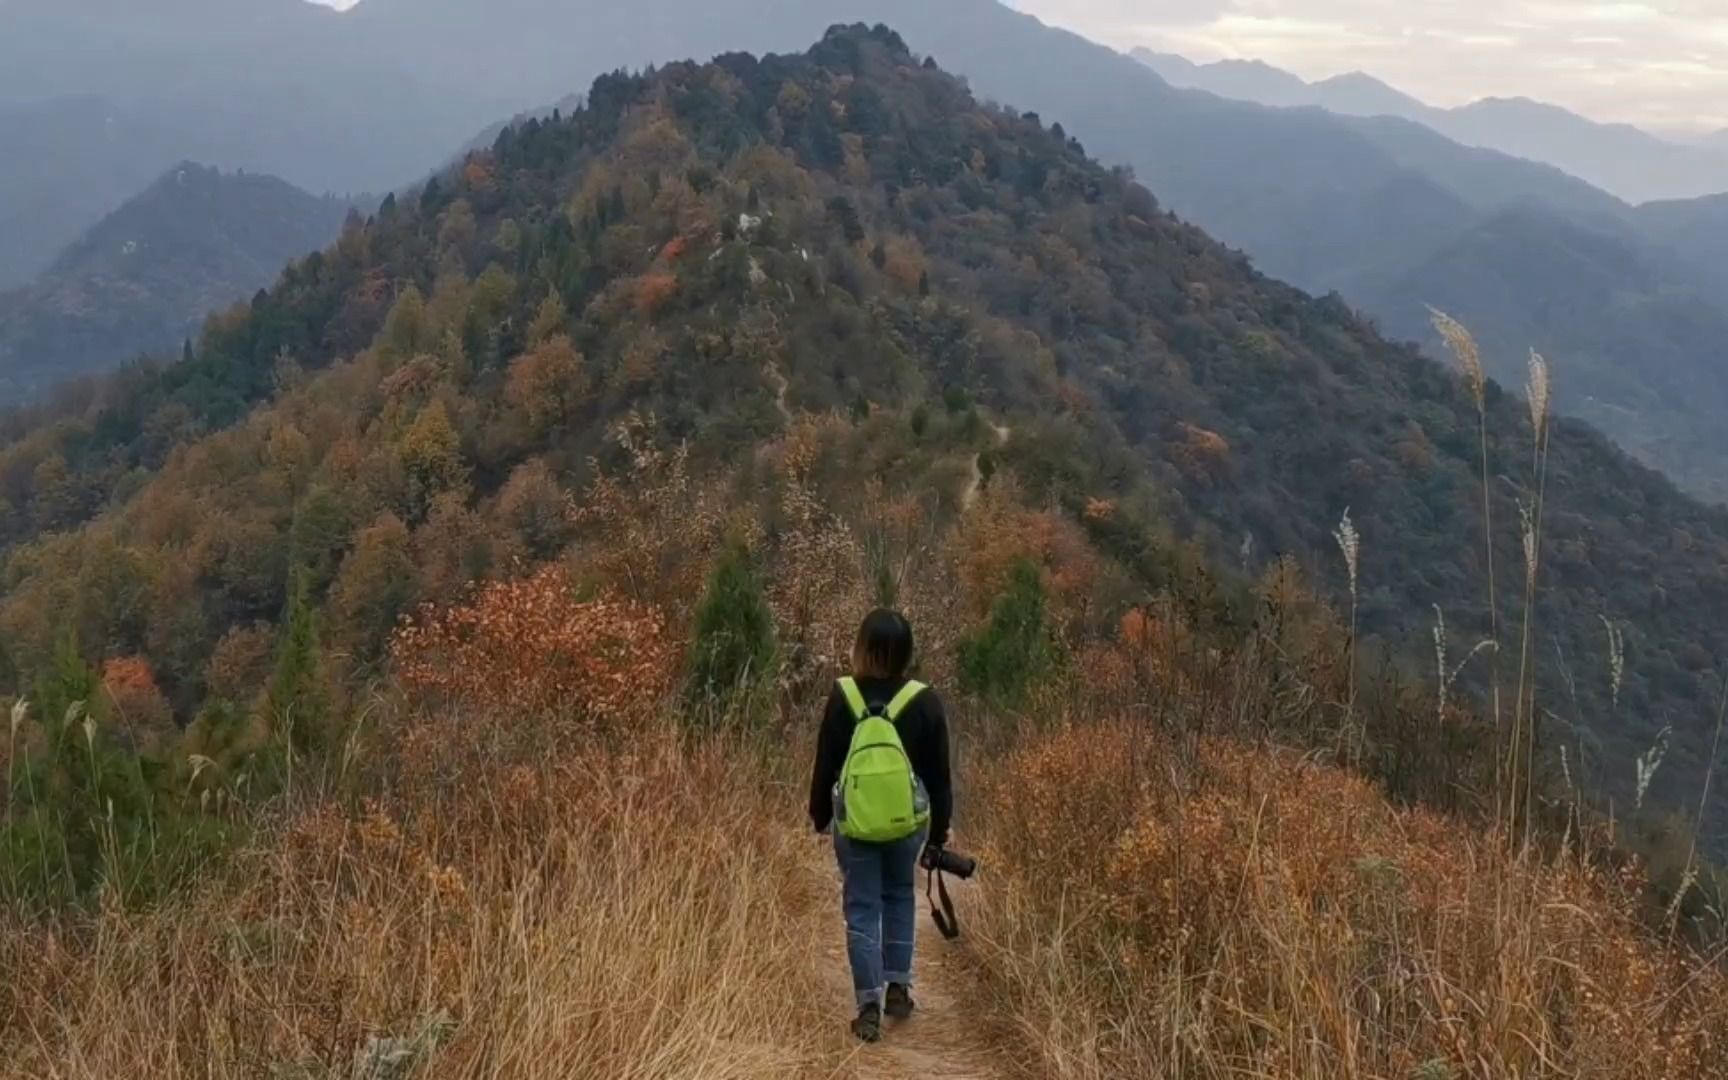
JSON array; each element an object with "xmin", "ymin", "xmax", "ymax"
[
  {"xmin": 0, "ymin": 708, "xmax": 839, "ymax": 1078},
  {"xmin": 965, "ymin": 713, "xmax": 1728, "ymax": 1079}
]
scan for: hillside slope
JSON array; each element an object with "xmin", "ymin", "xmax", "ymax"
[
  {"xmin": 1345, "ymin": 206, "xmax": 1728, "ymax": 494},
  {"xmin": 1637, "ymin": 193, "xmax": 1728, "ymax": 295},
  {"xmin": 0, "ymin": 164, "xmax": 354, "ymax": 403},
  {"xmin": 0, "ymin": 26, "xmax": 1726, "ymax": 841}
]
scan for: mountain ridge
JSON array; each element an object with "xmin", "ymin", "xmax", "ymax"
[{"xmin": 0, "ymin": 25, "xmax": 1725, "ymax": 847}]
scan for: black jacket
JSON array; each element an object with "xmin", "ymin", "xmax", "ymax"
[{"xmin": 808, "ymin": 676, "xmax": 953, "ymax": 846}]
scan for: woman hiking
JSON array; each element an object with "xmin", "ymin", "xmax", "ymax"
[{"xmin": 809, "ymin": 609, "xmax": 953, "ymax": 1043}]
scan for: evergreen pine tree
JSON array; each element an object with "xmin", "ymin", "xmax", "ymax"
[
  {"xmin": 959, "ymin": 560, "xmax": 1057, "ymax": 706},
  {"xmin": 420, "ymin": 177, "xmax": 444, "ymax": 214},
  {"xmin": 687, "ymin": 545, "xmax": 777, "ymax": 719},
  {"xmin": 827, "ymin": 196, "xmax": 866, "ymax": 246},
  {"xmin": 0, "ymin": 637, "xmax": 12, "ymax": 697},
  {"xmin": 33, "ymin": 629, "xmax": 99, "ymax": 737},
  {"xmin": 266, "ymin": 571, "xmax": 328, "ymax": 754}
]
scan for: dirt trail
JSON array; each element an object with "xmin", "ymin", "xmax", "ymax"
[
  {"xmin": 766, "ymin": 362, "xmax": 794, "ymax": 424},
  {"xmin": 960, "ymin": 417, "xmax": 1012, "ymax": 511},
  {"xmin": 808, "ymin": 847, "xmax": 1009, "ymax": 1079}
]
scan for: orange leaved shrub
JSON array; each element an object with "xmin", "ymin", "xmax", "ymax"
[
  {"xmin": 955, "ymin": 486, "xmax": 1099, "ymax": 625},
  {"xmin": 390, "ymin": 565, "xmax": 675, "ymax": 725},
  {"xmin": 100, "ymin": 656, "xmax": 174, "ymax": 751}
]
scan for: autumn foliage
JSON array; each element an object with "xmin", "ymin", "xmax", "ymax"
[
  {"xmin": 7, "ymin": 30, "xmax": 1728, "ymax": 1080},
  {"xmin": 1171, "ymin": 420, "xmax": 1231, "ymax": 483},
  {"xmin": 504, "ymin": 335, "xmax": 590, "ymax": 434},
  {"xmin": 390, "ymin": 566, "xmax": 675, "ymax": 724},
  {"xmin": 100, "ymin": 656, "xmax": 173, "ymax": 749},
  {"xmin": 633, "ymin": 273, "xmax": 679, "ymax": 316},
  {"xmin": 955, "ymin": 485, "xmax": 1098, "ymax": 625},
  {"xmin": 976, "ymin": 719, "xmax": 1728, "ymax": 1079}
]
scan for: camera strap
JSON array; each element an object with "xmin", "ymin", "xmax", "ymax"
[{"xmin": 926, "ymin": 865, "xmax": 960, "ymax": 940}]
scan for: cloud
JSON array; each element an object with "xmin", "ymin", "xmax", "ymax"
[
  {"xmin": 1013, "ymin": 0, "xmax": 1728, "ymax": 129},
  {"xmin": 1013, "ymin": 0, "xmax": 1234, "ymax": 26}
]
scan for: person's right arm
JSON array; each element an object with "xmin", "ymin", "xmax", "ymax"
[{"xmin": 808, "ymin": 685, "xmax": 849, "ymax": 833}]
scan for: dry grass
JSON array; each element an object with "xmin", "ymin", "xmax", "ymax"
[
  {"xmin": 0, "ymin": 712, "xmax": 838, "ymax": 1078},
  {"xmin": 967, "ymin": 717, "xmax": 1728, "ymax": 1079}
]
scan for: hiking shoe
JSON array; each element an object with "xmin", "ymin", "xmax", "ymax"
[
  {"xmin": 851, "ymin": 1003, "xmax": 882, "ymax": 1042},
  {"xmin": 885, "ymin": 983, "xmax": 916, "ymax": 1020}
]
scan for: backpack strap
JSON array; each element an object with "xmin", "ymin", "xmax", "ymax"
[
  {"xmin": 885, "ymin": 680, "xmax": 927, "ymax": 721},
  {"xmin": 839, "ymin": 677, "xmax": 925, "ymax": 721},
  {"xmin": 837, "ymin": 676, "xmax": 869, "ymax": 721}
]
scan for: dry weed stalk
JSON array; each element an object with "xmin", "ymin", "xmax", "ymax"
[
  {"xmin": 1430, "ymin": 310, "xmax": 1505, "ymax": 825},
  {"xmin": 1508, "ymin": 349, "xmax": 1554, "ymax": 845},
  {"xmin": 1601, "ymin": 615, "xmax": 1626, "ymax": 710},
  {"xmin": 1332, "ymin": 508, "xmax": 1361, "ymax": 761}
]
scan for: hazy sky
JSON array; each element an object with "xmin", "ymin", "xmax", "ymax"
[
  {"xmin": 1008, "ymin": 0, "xmax": 1728, "ymax": 131},
  {"xmin": 303, "ymin": 0, "xmax": 1727, "ymax": 132}
]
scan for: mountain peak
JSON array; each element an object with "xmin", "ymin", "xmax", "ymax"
[
  {"xmin": 1311, "ymin": 70, "xmax": 1429, "ymax": 119},
  {"xmin": 1320, "ymin": 71, "xmax": 1386, "ymax": 88}
]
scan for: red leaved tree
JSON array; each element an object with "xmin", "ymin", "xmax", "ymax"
[{"xmin": 102, "ymin": 656, "xmax": 175, "ymax": 752}]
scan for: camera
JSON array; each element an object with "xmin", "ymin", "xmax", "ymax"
[{"xmin": 921, "ymin": 844, "xmax": 978, "ymax": 879}]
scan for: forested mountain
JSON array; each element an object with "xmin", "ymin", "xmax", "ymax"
[
  {"xmin": 9, "ymin": 0, "xmax": 1728, "ymax": 502},
  {"xmin": 0, "ymin": 164, "xmax": 353, "ymax": 403},
  {"xmin": 1, "ymin": 26, "xmax": 1726, "ymax": 850},
  {"xmin": 1131, "ymin": 48, "xmax": 1728, "ymax": 205}
]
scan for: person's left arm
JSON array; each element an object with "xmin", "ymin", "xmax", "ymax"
[{"xmin": 917, "ymin": 691, "xmax": 953, "ymax": 848}]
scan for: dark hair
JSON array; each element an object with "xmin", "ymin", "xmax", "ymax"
[{"xmin": 853, "ymin": 609, "xmax": 914, "ymax": 679}]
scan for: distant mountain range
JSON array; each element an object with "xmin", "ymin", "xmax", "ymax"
[
  {"xmin": 1131, "ymin": 48, "xmax": 1728, "ymax": 206},
  {"xmin": 5, "ymin": 0, "xmax": 1728, "ymax": 501},
  {"xmin": 0, "ymin": 0, "xmax": 507, "ymax": 288},
  {"xmin": 1118, "ymin": 45, "xmax": 1728, "ymax": 499},
  {"xmin": 0, "ymin": 163, "xmax": 354, "ymax": 401}
]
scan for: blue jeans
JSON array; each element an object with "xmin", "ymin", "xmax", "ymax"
[{"xmin": 833, "ymin": 827, "xmax": 927, "ymax": 1008}]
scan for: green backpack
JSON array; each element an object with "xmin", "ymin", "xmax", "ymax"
[{"xmin": 833, "ymin": 677, "xmax": 931, "ymax": 843}]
